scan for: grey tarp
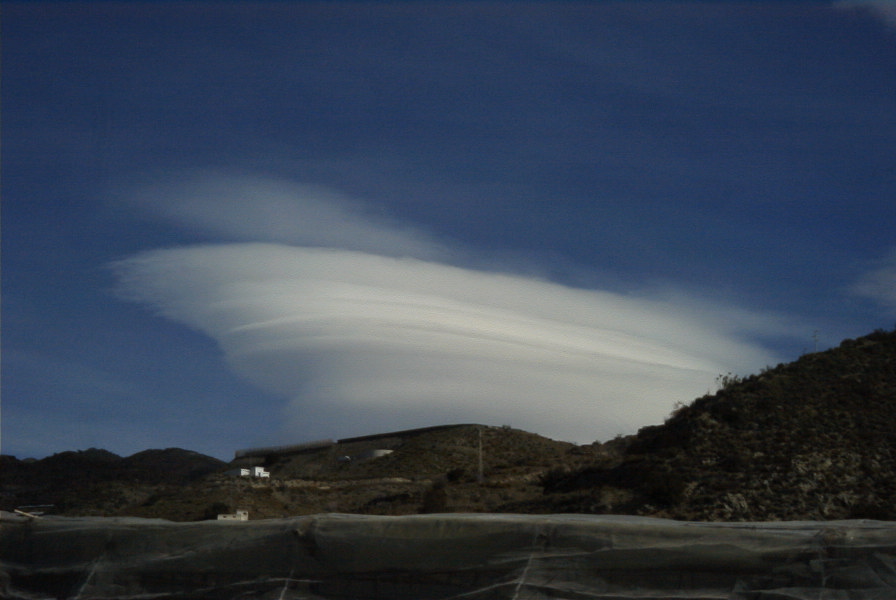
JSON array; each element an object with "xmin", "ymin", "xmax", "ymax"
[{"xmin": 2, "ymin": 511, "xmax": 895, "ymax": 599}]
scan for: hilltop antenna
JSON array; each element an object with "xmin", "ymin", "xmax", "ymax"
[{"xmin": 813, "ymin": 330, "xmax": 819, "ymax": 353}]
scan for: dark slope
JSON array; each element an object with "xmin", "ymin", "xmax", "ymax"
[
  {"xmin": 0, "ymin": 448, "xmax": 227, "ymax": 516},
  {"xmin": 534, "ymin": 328, "xmax": 896, "ymax": 520}
]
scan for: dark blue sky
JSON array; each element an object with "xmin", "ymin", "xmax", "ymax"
[{"xmin": 3, "ymin": 2, "xmax": 895, "ymax": 459}]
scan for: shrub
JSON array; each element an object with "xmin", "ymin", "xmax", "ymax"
[
  {"xmin": 419, "ymin": 481, "xmax": 448, "ymax": 513},
  {"xmin": 716, "ymin": 372, "xmax": 742, "ymax": 391}
]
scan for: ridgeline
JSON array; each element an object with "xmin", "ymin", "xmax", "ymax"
[
  {"xmin": 534, "ymin": 327, "xmax": 896, "ymax": 520},
  {"xmin": 3, "ymin": 328, "xmax": 894, "ymax": 521}
]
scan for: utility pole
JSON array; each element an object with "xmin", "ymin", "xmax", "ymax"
[
  {"xmin": 477, "ymin": 427, "xmax": 484, "ymax": 483},
  {"xmin": 813, "ymin": 330, "xmax": 819, "ymax": 353}
]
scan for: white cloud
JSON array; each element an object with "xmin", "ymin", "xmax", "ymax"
[
  {"xmin": 853, "ymin": 249, "xmax": 896, "ymax": 316},
  {"xmin": 114, "ymin": 242, "xmax": 786, "ymax": 443},
  {"xmin": 112, "ymin": 174, "xmax": 808, "ymax": 443},
  {"xmin": 127, "ymin": 172, "xmax": 450, "ymax": 260}
]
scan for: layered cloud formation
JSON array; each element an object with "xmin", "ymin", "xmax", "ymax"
[{"xmin": 114, "ymin": 175, "xmax": 791, "ymax": 443}]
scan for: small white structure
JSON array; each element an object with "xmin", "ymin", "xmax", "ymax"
[
  {"xmin": 217, "ymin": 509, "xmax": 249, "ymax": 521},
  {"xmin": 228, "ymin": 466, "xmax": 270, "ymax": 478}
]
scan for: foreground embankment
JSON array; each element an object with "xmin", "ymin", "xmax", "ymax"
[{"xmin": 2, "ymin": 511, "xmax": 895, "ymax": 599}]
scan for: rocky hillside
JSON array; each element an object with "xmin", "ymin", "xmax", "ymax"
[
  {"xmin": 3, "ymin": 327, "xmax": 894, "ymax": 522},
  {"xmin": 533, "ymin": 328, "xmax": 896, "ymax": 520},
  {"xmin": 1, "ymin": 427, "xmax": 598, "ymax": 520}
]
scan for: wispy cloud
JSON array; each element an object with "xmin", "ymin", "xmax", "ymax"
[
  {"xmin": 113, "ymin": 175, "xmax": 796, "ymax": 442},
  {"xmin": 127, "ymin": 172, "xmax": 450, "ymax": 260},
  {"xmin": 853, "ymin": 249, "xmax": 896, "ymax": 317},
  {"xmin": 833, "ymin": 1, "xmax": 896, "ymax": 28}
]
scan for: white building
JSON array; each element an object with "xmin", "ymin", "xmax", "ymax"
[
  {"xmin": 228, "ymin": 467, "xmax": 270, "ymax": 478},
  {"xmin": 217, "ymin": 510, "xmax": 249, "ymax": 521}
]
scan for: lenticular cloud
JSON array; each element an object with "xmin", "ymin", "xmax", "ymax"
[{"xmin": 114, "ymin": 243, "xmax": 777, "ymax": 443}]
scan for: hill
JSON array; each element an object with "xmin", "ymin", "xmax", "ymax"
[
  {"xmin": 532, "ymin": 327, "xmax": 896, "ymax": 520},
  {"xmin": 3, "ymin": 327, "xmax": 894, "ymax": 521},
  {"xmin": 0, "ymin": 448, "xmax": 227, "ymax": 516},
  {"xmin": 0, "ymin": 427, "xmax": 601, "ymax": 520}
]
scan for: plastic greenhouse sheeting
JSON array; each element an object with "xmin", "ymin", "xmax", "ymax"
[{"xmin": 2, "ymin": 511, "xmax": 896, "ymax": 599}]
